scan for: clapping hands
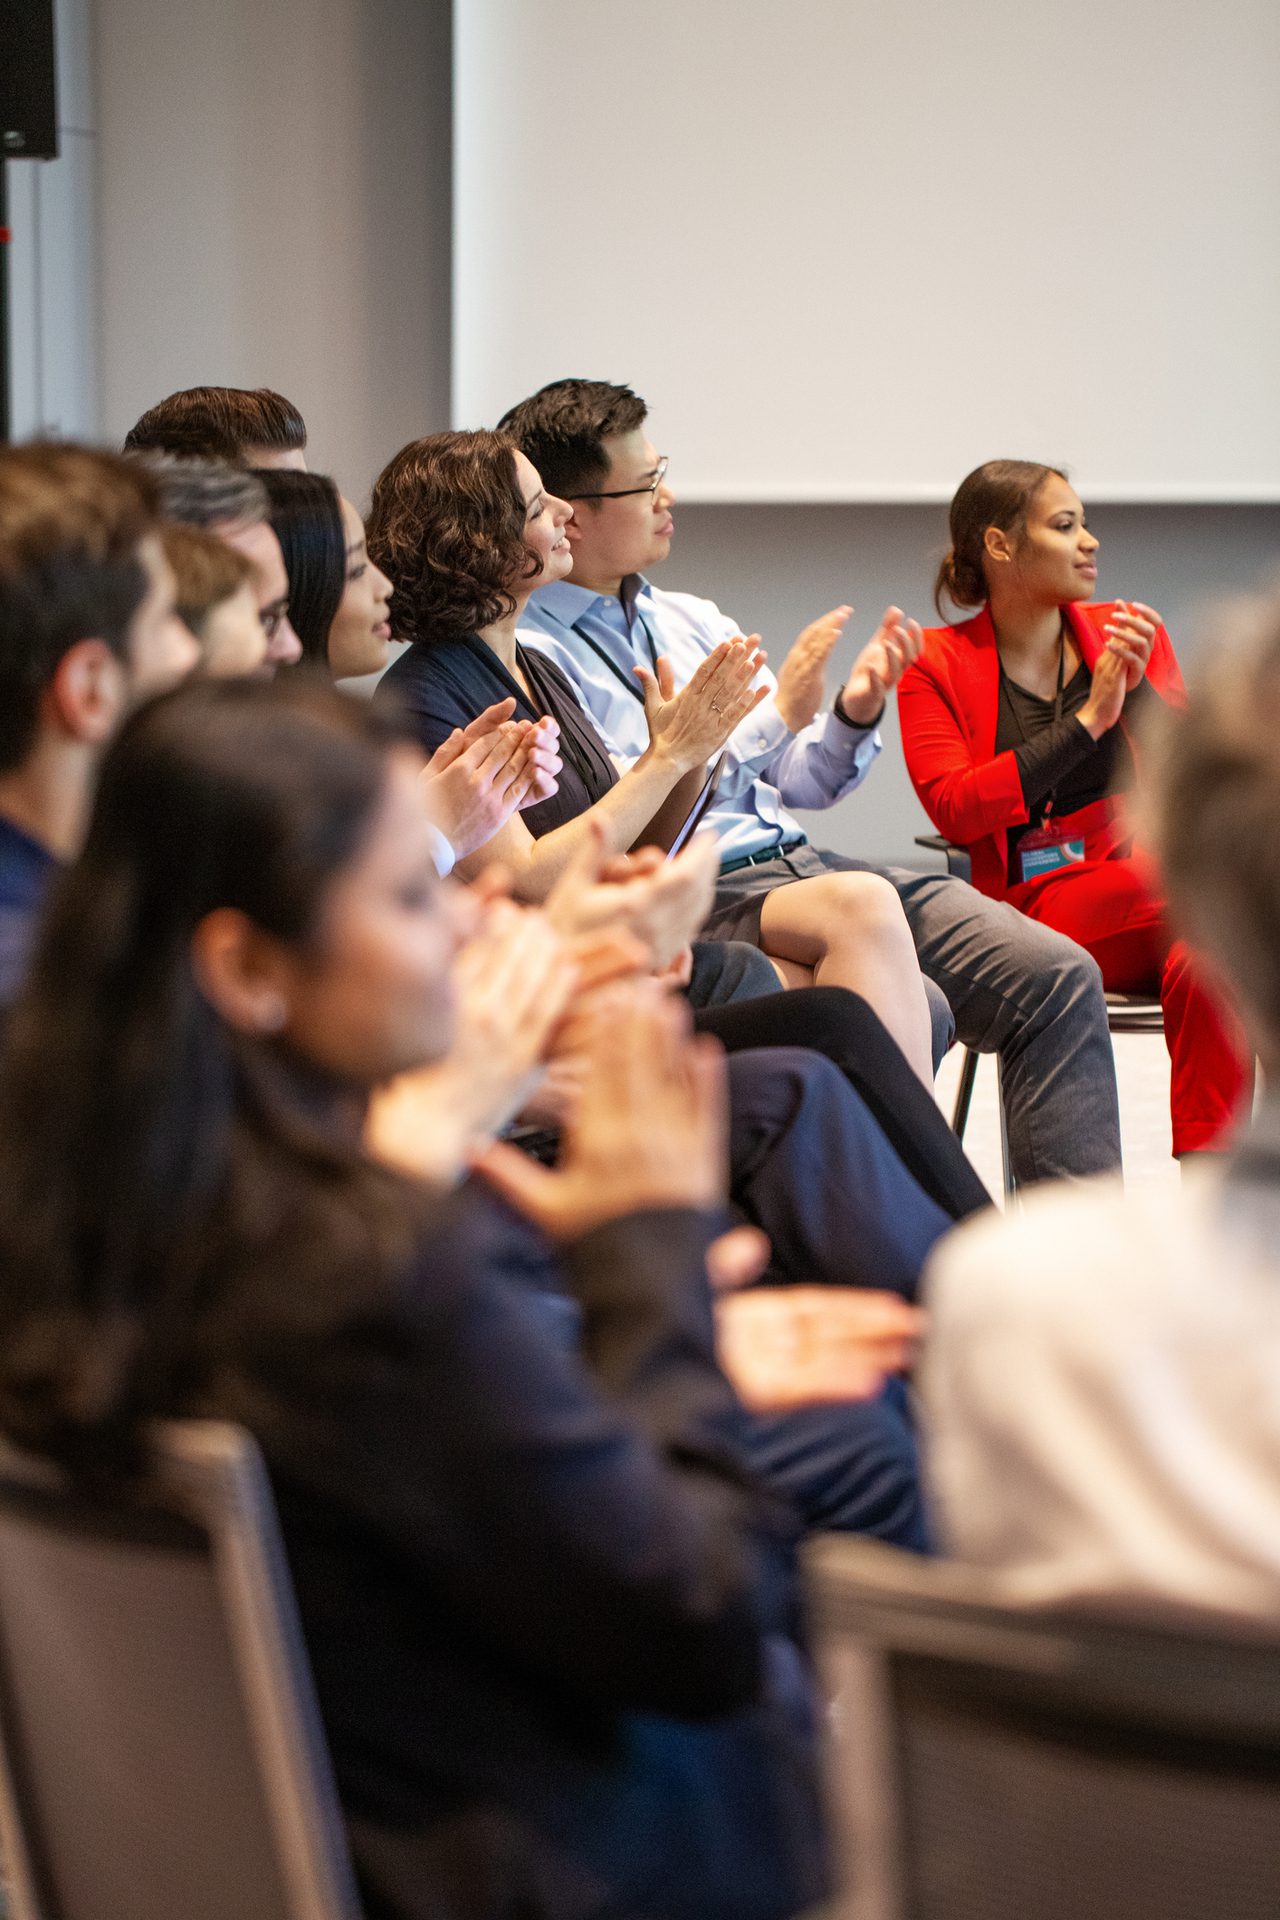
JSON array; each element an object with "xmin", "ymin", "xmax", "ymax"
[
  {"xmin": 1102, "ymin": 600, "xmax": 1160, "ymax": 691},
  {"xmin": 365, "ymin": 894, "xmax": 577, "ymax": 1186},
  {"xmin": 421, "ymin": 700, "xmax": 562, "ymax": 863},
  {"xmin": 476, "ymin": 983, "xmax": 729, "ymax": 1241},
  {"xmin": 545, "ymin": 823, "xmax": 719, "ymax": 972},
  {"xmin": 839, "ymin": 606, "xmax": 924, "ymax": 725},
  {"xmin": 773, "ymin": 605, "xmax": 853, "ymax": 733},
  {"xmin": 638, "ymin": 638, "xmax": 770, "ymax": 773}
]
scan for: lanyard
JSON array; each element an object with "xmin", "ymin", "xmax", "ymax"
[
  {"xmin": 570, "ymin": 613, "xmax": 661, "ymax": 707},
  {"xmin": 463, "ymin": 633, "xmax": 607, "ymax": 803},
  {"xmin": 998, "ymin": 622, "xmax": 1067, "ymax": 826}
]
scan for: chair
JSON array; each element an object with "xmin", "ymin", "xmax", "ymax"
[
  {"xmin": 0, "ymin": 1421, "xmax": 361, "ymax": 1920},
  {"xmin": 804, "ymin": 1534, "xmax": 1280, "ymax": 1920},
  {"xmin": 915, "ymin": 834, "xmax": 1164, "ymax": 1195}
]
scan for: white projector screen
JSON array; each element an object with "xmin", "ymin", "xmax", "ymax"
[{"xmin": 454, "ymin": 0, "xmax": 1280, "ymax": 502}]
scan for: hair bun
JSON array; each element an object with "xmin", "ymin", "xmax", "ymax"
[{"xmin": 933, "ymin": 548, "xmax": 969, "ymax": 618}]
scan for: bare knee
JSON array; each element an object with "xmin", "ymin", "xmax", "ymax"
[{"xmin": 828, "ymin": 872, "xmax": 913, "ymax": 948}]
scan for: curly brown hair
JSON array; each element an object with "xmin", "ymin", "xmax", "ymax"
[{"xmin": 365, "ymin": 430, "xmax": 539, "ymax": 647}]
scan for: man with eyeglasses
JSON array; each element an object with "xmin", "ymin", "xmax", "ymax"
[{"xmin": 503, "ymin": 378, "xmax": 1121, "ymax": 1191}]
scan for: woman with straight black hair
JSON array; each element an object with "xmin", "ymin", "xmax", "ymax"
[
  {"xmin": 261, "ymin": 467, "xmax": 396, "ymax": 678},
  {"xmin": 260, "ymin": 468, "xmax": 564, "ymax": 863},
  {"xmin": 0, "ymin": 673, "xmax": 830, "ymax": 1920}
]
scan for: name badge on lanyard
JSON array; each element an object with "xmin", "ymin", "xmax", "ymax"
[
  {"xmin": 1017, "ymin": 818, "xmax": 1087, "ymax": 882},
  {"xmin": 1001, "ymin": 626, "xmax": 1085, "ymax": 884}
]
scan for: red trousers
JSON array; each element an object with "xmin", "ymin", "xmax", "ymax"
[{"xmin": 1007, "ymin": 828, "xmax": 1251, "ymax": 1156}]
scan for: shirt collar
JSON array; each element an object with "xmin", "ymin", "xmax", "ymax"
[
  {"xmin": 618, "ymin": 573, "xmax": 653, "ymax": 624},
  {"xmin": 529, "ymin": 573, "xmax": 655, "ymax": 628}
]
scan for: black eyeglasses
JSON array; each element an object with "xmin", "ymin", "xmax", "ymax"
[{"xmin": 566, "ymin": 455, "xmax": 669, "ymax": 502}]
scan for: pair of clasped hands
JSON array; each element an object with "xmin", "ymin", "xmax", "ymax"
[
  {"xmin": 1077, "ymin": 601, "xmax": 1162, "ymax": 739},
  {"xmin": 365, "ymin": 817, "xmax": 923, "ymax": 1416}
]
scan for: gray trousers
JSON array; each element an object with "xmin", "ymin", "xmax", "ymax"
[{"xmin": 712, "ymin": 844, "xmax": 1122, "ymax": 1187}]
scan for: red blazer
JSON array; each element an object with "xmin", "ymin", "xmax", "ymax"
[{"xmin": 898, "ymin": 601, "xmax": 1185, "ymax": 901}]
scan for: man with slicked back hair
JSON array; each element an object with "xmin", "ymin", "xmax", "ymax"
[{"xmin": 124, "ymin": 385, "xmax": 308, "ymax": 471}]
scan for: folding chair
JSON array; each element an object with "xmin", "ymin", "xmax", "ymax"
[
  {"xmin": 915, "ymin": 833, "xmax": 1163, "ymax": 1195},
  {"xmin": 0, "ymin": 1420, "xmax": 361, "ymax": 1920},
  {"xmin": 804, "ymin": 1534, "xmax": 1280, "ymax": 1920}
]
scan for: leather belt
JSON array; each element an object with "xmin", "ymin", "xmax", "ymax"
[{"xmin": 719, "ymin": 836, "xmax": 808, "ymax": 877}]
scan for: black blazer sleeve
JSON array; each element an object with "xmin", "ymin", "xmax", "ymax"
[
  {"xmin": 240, "ymin": 1189, "xmax": 795, "ymax": 1720},
  {"xmin": 373, "ymin": 644, "xmax": 478, "ymax": 758}
]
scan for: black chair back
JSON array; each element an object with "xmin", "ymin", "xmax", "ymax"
[
  {"xmin": 806, "ymin": 1535, "xmax": 1280, "ymax": 1920},
  {"xmin": 0, "ymin": 1422, "xmax": 360, "ymax": 1920}
]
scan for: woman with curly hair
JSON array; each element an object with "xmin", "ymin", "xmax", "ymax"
[
  {"xmin": 368, "ymin": 429, "xmax": 767, "ymax": 897},
  {"xmin": 365, "ymin": 431, "xmax": 990, "ymax": 1217}
]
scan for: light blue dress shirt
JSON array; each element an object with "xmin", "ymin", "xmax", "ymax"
[{"xmin": 520, "ymin": 576, "xmax": 881, "ymax": 867}]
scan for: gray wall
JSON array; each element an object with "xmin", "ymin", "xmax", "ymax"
[
  {"xmin": 5, "ymin": 0, "xmax": 101, "ymax": 438},
  {"xmin": 95, "ymin": 0, "xmax": 451, "ymax": 499},
  {"xmin": 6, "ymin": 4, "xmax": 1277, "ymax": 872},
  {"xmin": 662, "ymin": 502, "xmax": 1280, "ymax": 865}
]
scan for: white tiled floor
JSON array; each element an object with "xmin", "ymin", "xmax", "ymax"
[{"xmin": 934, "ymin": 1031, "xmax": 1181, "ymax": 1207}]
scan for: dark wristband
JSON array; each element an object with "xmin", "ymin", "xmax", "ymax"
[{"xmin": 833, "ymin": 688, "xmax": 884, "ymax": 732}]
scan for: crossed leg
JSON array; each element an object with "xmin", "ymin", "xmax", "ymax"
[{"xmin": 758, "ymin": 869, "xmax": 935, "ymax": 1085}]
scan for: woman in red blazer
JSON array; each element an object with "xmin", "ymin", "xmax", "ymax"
[{"xmin": 898, "ymin": 460, "xmax": 1249, "ymax": 1157}]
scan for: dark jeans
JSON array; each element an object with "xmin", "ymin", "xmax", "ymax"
[{"xmin": 723, "ymin": 1046, "xmax": 952, "ymax": 1301}]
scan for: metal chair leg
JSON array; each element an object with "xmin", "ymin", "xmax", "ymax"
[
  {"xmin": 951, "ymin": 1047, "xmax": 979, "ymax": 1139},
  {"xmin": 996, "ymin": 1053, "xmax": 1015, "ymax": 1199},
  {"xmin": 952, "ymin": 1048, "xmax": 1017, "ymax": 1200}
]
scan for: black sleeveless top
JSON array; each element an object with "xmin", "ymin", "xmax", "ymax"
[{"xmin": 374, "ymin": 632, "xmax": 619, "ymax": 838}]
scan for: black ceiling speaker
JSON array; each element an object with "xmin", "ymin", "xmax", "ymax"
[{"xmin": 0, "ymin": 1, "xmax": 59, "ymax": 160}]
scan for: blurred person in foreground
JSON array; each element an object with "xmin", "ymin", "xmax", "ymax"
[
  {"xmin": 0, "ymin": 672, "xmax": 930, "ymax": 1920},
  {"xmin": 0, "ymin": 443, "xmax": 198, "ymax": 1008}
]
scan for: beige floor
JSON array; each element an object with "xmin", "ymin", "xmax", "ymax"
[{"xmin": 934, "ymin": 1030, "xmax": 1182, "ymax": 1208}]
